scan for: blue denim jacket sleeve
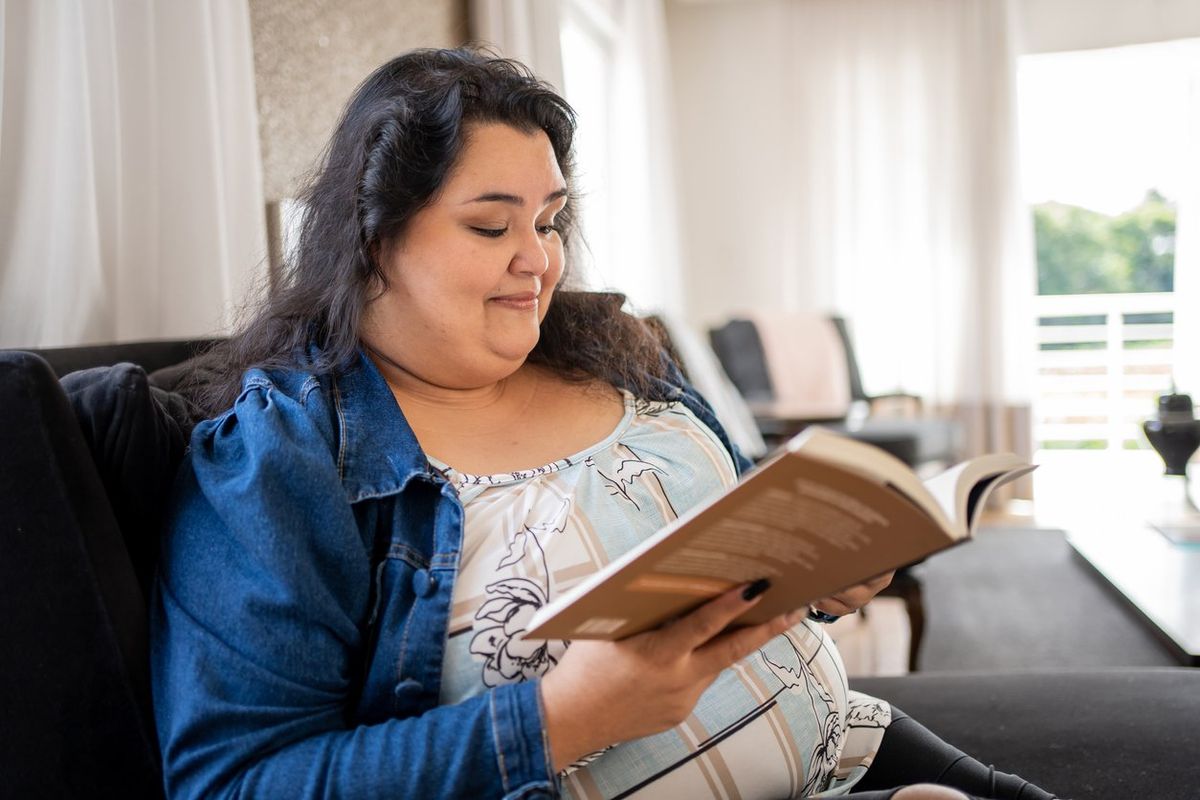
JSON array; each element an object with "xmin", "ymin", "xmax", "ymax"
[{"xmin": 151, "ymin": 380, "xmax": 555, "ymax": 799}]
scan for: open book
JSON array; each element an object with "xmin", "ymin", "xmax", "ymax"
[{"xmin": 524, "ymin": 427, "xmax": 1034, "ymax": 641}]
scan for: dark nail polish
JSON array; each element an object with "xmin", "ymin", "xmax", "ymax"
[{"xmin": 742, "ymin": 578, "xmax": 770, "ymax": 601}]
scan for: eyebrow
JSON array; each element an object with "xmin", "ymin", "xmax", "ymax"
[{"xmin": 463, "ymin": 187, "xmax": 569, "ymax": 207}]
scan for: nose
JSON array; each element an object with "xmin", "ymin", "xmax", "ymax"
[{"xmin": 509, "ymin": 226, "xmax": 550, "ymax": 277}]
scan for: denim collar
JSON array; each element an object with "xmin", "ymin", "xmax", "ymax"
[
  {"xmin": 332, "ymin": 350, "xmax": 431, "ymax": 504},
  {"xmin": 329, "ymin": 348, "xmax": 694, "ymax": 503}
]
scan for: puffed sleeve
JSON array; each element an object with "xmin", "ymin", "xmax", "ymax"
[{"xmin": 151, "ymin": 380, "xmax": 556, "ymax": 799}]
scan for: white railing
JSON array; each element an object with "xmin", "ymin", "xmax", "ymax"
[{"xmin": 1033, "ymin": 292, "xmax": 1176, "ymax": 450}]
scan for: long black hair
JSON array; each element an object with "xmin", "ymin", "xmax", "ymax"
[{"xmin": 192, "ymin": 47, "xmax": 670, "ymax": 416}]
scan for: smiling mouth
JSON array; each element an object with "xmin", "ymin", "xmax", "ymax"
[{"xmin": 490, "ymin": 292, "xmax": 539, "ymax": 311}]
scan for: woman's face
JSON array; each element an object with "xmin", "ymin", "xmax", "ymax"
[{"xmin": 361, "ymin": 122, "xmax": 568, "ymax": 389}]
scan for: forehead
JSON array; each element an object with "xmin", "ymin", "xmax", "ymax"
[{"xmin": 442, "ymin": 123, "xmax": 565, "ymax": 196}]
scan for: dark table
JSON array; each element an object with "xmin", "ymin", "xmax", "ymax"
[{"xmin": 1067, "ymin": 522, "xmax": 1200, "ymax": 666}]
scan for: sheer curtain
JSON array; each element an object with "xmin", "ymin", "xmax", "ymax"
[
  {"xmin": 562, "ymin": 0, "xmax": 686, "ymax": 317},
  {"xmin": 670, "ymin": 0, "xmax": 1036, "ymax": 471},
  {"xmin": 0, "ymin": 0, "xmax": 266, "ymax": 348},
  {"xmin": 1173, "ymin": 69, "xmax": 1200, "ymax": 397},
  {"xmin": 468, "ymin": 0, "xmax": 565, "ymax": 90}
]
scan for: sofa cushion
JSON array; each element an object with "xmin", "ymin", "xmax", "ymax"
[
  {"xmin": 61, "ymin": 363, "xmax": 195, "ymax": 598},
  {"xmin": 852, "ymin": 669, "xmax": 1200, "ymax": 800}
]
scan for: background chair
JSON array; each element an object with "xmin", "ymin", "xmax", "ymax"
[
  {"xmin": 709, "ymin": 314, "xmax": 963, "ymax": 469},
  {"xmin": 644, "ymin": 314, "xmax": 768, "ymax": 461}
]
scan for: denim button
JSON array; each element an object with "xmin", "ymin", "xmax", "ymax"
[
  {"xmin": 393, "ymin": 678, "xmax": 423, "ymax": 699},
  {"xmin": 412, "ymin": 568, "xmax": 437, "ymax": 598}
]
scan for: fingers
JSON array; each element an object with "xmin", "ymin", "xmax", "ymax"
[
  {"xmin": 866, "ymin": 570, "xmax": 895, "ymax": 591},
  {"xmin": 814, "ymin": 587, "xmax": 867, "ymax": 616},
  {"xmin": 693, "ymin": 607, "xmax": 805, "ymax": 674},
  {"xmin": 842, "ymin": 570, "xmax": 893, "ymax": 597},
  {"xmin": 662, "ymin": 581, "xmax": 768, "ymax": 649},
  {"xmin": 812, "ymin": 597, "xmax": 855, "ymax": 616},
  {"xmin": 813, "ymin": 570, "xmax": 896, "ymax": 616}
]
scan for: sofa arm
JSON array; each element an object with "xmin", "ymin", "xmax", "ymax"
[{"xmin": 0, "ymin": 352, "xmax": 164, "ymax": 798}]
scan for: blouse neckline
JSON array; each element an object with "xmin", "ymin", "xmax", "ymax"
[{"xmin": 427, "ymin": 391, "xmax": 647, "ymax": 487}]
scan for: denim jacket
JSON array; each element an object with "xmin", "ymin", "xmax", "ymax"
[{"xmin": 151, "ymin": 349, "xmax": 749, "ymax": 799}]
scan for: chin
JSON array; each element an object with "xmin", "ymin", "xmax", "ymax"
[
  {"xmin": 491, "ymin": 328, "xmax": 542, "ymax": 362},
  {"xmin": 489, "ymin": 347, "xmax": 537, "ymax": 372}
]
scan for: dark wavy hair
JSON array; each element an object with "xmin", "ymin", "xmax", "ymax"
[{"xmin": 192, "ymin": 47, "xmax": 670, "ymax": 417}]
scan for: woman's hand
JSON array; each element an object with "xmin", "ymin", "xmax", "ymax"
[
  {"xmin": 539, "ymin": 583, "xmax": 804, "ymax": 772},
  {"xmin": 810, "ymin": 570, "xmax": 895, "ymax": 617}
]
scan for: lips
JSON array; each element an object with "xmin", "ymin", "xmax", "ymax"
[{"xmin": 490, "ymin": 291, "xmax": 539, "ymax": 310}]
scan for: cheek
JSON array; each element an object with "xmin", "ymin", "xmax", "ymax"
[
  {"xmin": 399, "ymin": 257, "xmax": 478, "ymax": 312},
  {"xmin": 537, "ymin": 247, "xmax": 566, "ymax": 323},
  {"xmin": 543, "ymin": 243, "xmax": 566, "ymax": 292},
  {"xmin": 365, "ymin": 265, "xmax": 460, "ymax": 342}
]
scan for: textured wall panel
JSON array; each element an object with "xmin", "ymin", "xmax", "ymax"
[{"xmin": 249, "ymin": 0, "xmax": 468, "ymax": 201}]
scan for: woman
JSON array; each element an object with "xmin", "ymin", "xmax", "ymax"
[{"xmin": 152, "ymin": 48, "xmax": 1055, "ymax": 800}]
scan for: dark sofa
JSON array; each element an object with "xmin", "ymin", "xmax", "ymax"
[{"xmin": 2, "ymin": 340, "xmax": 1197, "ymax": 799}]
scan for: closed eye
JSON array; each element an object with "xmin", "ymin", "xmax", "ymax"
[{"xmin": 471, "ymin": 226, "xmax": 507, "ymax": 238}]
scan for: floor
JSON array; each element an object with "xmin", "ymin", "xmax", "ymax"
[{"xmin": 826, "ymin": 450, "xmax": 1198, "ymax": 676}]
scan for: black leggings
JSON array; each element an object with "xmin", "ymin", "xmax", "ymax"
[{"xmin": 844, "ymin": 707, "xmax": 1058, "ymax": 799}]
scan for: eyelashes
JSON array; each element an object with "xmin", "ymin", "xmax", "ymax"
[{"xmin": 470, "ymin": 224, "xmax": 559, "ymax": 239}]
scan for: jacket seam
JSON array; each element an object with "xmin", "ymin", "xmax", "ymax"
[
  {"xmin": 392, "ymin": 578, "xmax": 418, "ymax": 704},
  {"xmin": 386, "ymin": 543, "xmax": 429, "ymax": 569},
  {"xmin": 489, "ymin": 691, "xmax": 512, "ymax": 792},
  {"xmin": 332, "ymin": 378, "xmax": 349, "ymax": 482}
]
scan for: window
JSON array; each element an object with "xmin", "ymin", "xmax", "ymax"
[
  {"xmin": 1020, "ymin": 39, "xmax": 1199, "ymax": 450},
  {"xmin": 559, "ymin": 0, "xmax": 619, "ymax": 294},
  {"xmin": 1018, "ymin": 38, "xmax": 1200, "ymax": 520}
]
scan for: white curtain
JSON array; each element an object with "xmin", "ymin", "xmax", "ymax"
[
  {"xmin": 670, "ymin": 0, "xmax": 1036, "ymax": 462},
  {"xmin": 0, "ymin": 0, "xmax": 266, "ymax": 349},
  {"xmin": 600, "ymin": 0, "xmax": 686, "ymax": 317},
  {"xmin": 469, "ymin": 0, "xmax": 565, "ymax": 91},
  {"xmin": 1173, "ymin": 66, "xmax": 1200, "ymax": 398}
]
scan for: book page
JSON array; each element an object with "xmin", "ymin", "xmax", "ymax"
[{"xmin": 922, "ymin": 456, "xmax": 1034, "ymax": 536}]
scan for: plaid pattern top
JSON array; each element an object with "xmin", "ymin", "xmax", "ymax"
[{"xmin": 434, "ymin": 393, "xmax": 888, "ymax": 799}]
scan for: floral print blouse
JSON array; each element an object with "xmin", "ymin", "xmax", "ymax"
[{"xmin": 433, "ymin": 393, "xmax": 889, "ymax": 799}]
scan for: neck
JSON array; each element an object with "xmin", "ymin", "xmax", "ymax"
[{"xmin": 365, "ymin": 343, "xmax": 535, "ymax": 414}]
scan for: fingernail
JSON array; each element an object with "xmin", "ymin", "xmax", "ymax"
[{"xmin": 742, "ymin": 578, "xmax": 771, "ymax": 601}]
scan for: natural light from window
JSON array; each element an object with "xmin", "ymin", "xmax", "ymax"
[
  {"xmin": 1021, "ymin": 40, "xmax": 1199, "ymax": 215},
  {"xmin": 1018, "ymin": 38, "xmax": 1200, "ymax": 525},
  {"xmin": 559, "ymin": 1, "xmax": 616, "ymax": 295}
]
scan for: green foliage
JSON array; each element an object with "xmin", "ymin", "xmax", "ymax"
[
  {"xmin": 1034, "ymin": 190, "xmax": 1176, "ymax": 295},
  {"xmin": 1040, "ymin": 439, "xmax": 1108, "ymax": 449}
]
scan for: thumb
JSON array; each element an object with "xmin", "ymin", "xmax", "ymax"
[{"xmin": 662, "ymin": 580, "xmax": 769, "ymax": 649}]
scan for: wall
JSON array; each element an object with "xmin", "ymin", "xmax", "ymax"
[
  {"xmin": 248, "ymin": 0, "xmax": 469, "ymax": 202},
  {"xmin": 1018, "ymin": 0, "xmax": 1200, "ymax": 54},
  {"xmin": 665, "ymin": 0, "xmax": 806, "ymax": 326}
]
